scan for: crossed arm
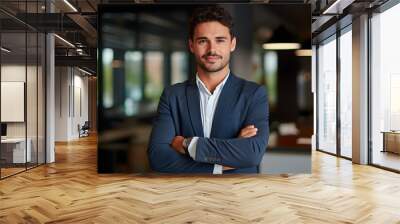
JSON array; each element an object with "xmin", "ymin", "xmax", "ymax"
[
  {"xmin": 148, "ymin": 86, "xmax": 269, "ymax": 173},
  {"xmin": 171, "ymin": 125, "xmax": 259, "ymax": 171}
]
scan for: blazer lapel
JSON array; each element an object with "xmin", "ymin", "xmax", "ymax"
[
  {"xmin": 186, "ymin": 79, "xmax": 204, "ymax": 137},
  {"xmin": 210, "ymin": 74, "xmax": 240, "ymax": 138}
]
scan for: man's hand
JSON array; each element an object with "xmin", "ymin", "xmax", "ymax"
[
  {"xmin": 222, "ymin": 125, "xmax": 258, "ymax": 171},
  {"xmin": 238, "ymin": 125, "xmax": 258, "ymax": 138},
  {"xmin": 170, "ymin": 125, "xmax": 257, "ymax": 170},
  {"xmin": 171, "ymin": 136, "xmax": 186, "ymax": 154},
  {"xmin": 223, "ymin": 166, "xmax": 235, "ymax": 171}
]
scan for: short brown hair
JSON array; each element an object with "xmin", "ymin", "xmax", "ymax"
[{"xmin": 189, "ymin": 5, "xmax": 234, "ymax": 40}]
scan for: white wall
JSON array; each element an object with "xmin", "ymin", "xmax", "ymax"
[
  {"xmin": 1, "ymin": 65, "xmax": 26, "ymax": 131},
  {"xmin": 1, "ymin": 64, "xmax": 46, "ymax": 164},
  {"xmin": 55, "ymin": 67, "xmax": 69, "ymax": 141},
  {"xmin": 55, "ymin": 67, "xmax": 89, "ymax": 141},
  {"xmin": 1, "ymin": 65, "xmax": 37, "ymax": 138}
]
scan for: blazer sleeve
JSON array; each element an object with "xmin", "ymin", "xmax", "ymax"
[
  {"xmin": 193, "ymin": 86, "xmax": 269, "ymax": 168},
  {"xmin": 147, "ymin": 87, "xmax": 214, "ymax": 173}
]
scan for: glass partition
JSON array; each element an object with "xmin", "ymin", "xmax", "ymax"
[
  {"xmin": 371, "ymin": 3, "xmax": 400, "ymax": 171},
  {"xmin": 0, "ymin": 1, "xmax": 46, "ymax": 179},
  {"xmin": 317, "ymin": 35, "xmax": 337, "ymax": 154},
  {"xmin": 339, "ymin": 27, "xmax": 352, "ymax": 158},
  {"xmin": 1, "ymin": 30, "xmax": 28, "ymax": 177}
]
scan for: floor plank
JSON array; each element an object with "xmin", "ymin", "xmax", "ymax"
[{"xmin": 1, "ymin": 135, "xmax": 400, "ymax": 223}]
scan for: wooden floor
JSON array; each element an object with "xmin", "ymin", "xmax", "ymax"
[
  {"xmin": 1, "ymin": 163, "xmax": 45, "ymax": 178},
  {"xmin": 1, "ymin": 135, "xmax": 400, "ymax": 223},
  {"xmin": 1, "ymin": 167, "xmax": 26, "ymax": 178},
  {"xmin": 373, "ymin": 151, "xmax": 400, "ymax": 171}
]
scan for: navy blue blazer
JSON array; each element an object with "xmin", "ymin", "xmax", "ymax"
[{"xmin": 148, "ymin": 73, "xmax": 269, "ymax": 174}]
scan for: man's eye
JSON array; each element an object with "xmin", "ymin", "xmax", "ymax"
[
  {"xmin": 217, "ymin": 39, "xmax": 226, "ymax": 43},
  {"xmin": 198, "ymin": 40, "xmax": 206, "ymax": 44}
]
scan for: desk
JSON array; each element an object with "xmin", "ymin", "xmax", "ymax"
[
  {"xmin": 1, "ymin": 138, "xmax": 31, "ymax": 163},
  {"xmin": 381, "ymin": 131, "xmax": 400, "ymax": 154}
]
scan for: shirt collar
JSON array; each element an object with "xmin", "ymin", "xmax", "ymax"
[{"xmin": 196, "ymin": 70, "xmax": 230, "ymax": 96}]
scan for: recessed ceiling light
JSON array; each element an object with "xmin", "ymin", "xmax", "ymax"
[
  {"xmin": 322, "ymin": 0, "xmax": 354, "ymax": 15},
  {"xmin": 63, "ymin": 0, "xmax": 78, "ymax": 12},
  {"xmin": 1, "ymin": 47, "xmax": 11, "ymax": 53},
  {"xmin": 54, "ymin": 34, "xmax": 75, "ymax": 48},
  {"xmin": 263, "ymin": 43, "xmax": 301, "ymax": 50},
  {"xmin": 78, "ymin": 67, "xmax": 93, "ymax": 76},
  {"xmin": 295, "ymin": 49, "xmax": 312, "ymax": 57}
]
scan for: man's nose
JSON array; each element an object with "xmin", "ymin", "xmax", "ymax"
[{"xmin": 208, "ymin": 40, "xmax": 217, "ymax": 53}]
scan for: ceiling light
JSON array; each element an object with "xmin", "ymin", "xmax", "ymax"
[
  {"xmin": 263, "ymin": 26, "xmax": 301, "ymax": 51},
  {"xmin": 78, "ymin": 67, "xmax": 92, "ymax": 76},
  {"xmin": 295, "ymin": 49, "xmax": 312, "ymax": 57},
  {"xmin": 54, "ymin": 34, "xmax": 75, "ymax": 48},
  {"xmin": 1, "ymin": 47, "xmax": 11, "ymax": 53},
  {"xmin": 263, "ymin": 43, "xmax": 301, "ymax": 50},
  {"xmin": 322, "ymin": 0, "xmax": 354, "ymax": 15},
  {"xmin": 63, "ymin": 0, "xmax": 78, "ymax": 12}
]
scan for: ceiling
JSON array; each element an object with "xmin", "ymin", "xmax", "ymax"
[{"xmin": 3, "ymin": 0, "xmax": 382, "ymax": 75}]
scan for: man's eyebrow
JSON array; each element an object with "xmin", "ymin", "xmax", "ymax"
[
  {"xmin": 194, "ymin": 36, "xmax": 229, "ymax": 41},
  {"xmin": 195, "ymin": 37, "xmax": 208, "ymax": 40}
]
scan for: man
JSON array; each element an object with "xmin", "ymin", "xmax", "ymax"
[{"xmin": 148, "ymin": 5, "xmax": 269, "ymax": 174}]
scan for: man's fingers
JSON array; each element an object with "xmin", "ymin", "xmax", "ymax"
[
  {"xmin": 242, "ymin": 125, "xmax": 256, "ymax": 133},
  {"xmin": 238, "ymin": 125, "xmax": 257, "ymax": 138},
  {"xmin": 171, "ymin": 136, "xmax": 184, "ymax": 145},
  {"xmin": 170, "ymin": 136, "xmax": 185, "ymax": 154},
  {"xmin": 242, "ymin": 125, "xmax": 254, "ymax": 130},
  {"xmin": 241, "ymin": 127, "xmax": 257, "ymax": 135},
  {"xmin": 239, "ymin": 128, "xmax": 258, "ymax": 138},
  {"xmin": 223, "ymin": 166, "xmax": 235, "ymax": 171},
  {"xmin": 241, "ymin": 131, "xmax": 257, "ymax": 138}
]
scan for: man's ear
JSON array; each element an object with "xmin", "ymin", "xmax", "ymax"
[
  {"xmin": 189, "ymin": 39, "xmax": 194, "ymax": 53},
  {"xmin": 230, "ymin": 37, "xmax": 237, "ymax": 52}
]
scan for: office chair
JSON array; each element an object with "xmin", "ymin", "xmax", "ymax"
[{"xmin": 78, "ymin": 121, "xmax": 90, "ymax": 138}]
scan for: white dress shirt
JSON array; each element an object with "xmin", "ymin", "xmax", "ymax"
[{"xmin": 187, "ymin": 72, "xmax": 230, "ymax": 174}]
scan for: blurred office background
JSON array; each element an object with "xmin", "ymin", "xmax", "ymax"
[
  {"xmin": 2, "ymin": 0, "xmax": 398, "ymax": 177},
  {"xmin": 98, "ymin": 4, "xmax": 312, "ymax": 174}
]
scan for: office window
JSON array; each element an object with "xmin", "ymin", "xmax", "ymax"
[
  {"xmin": 124, "ymin": 51, "xmax": 143, "ymax": 116},
  {"xmin": 317, "ymin": 36, "xmax": 337, "ymax": 154},
  {"xmin": 144, "ymin": 52, "xmax": 163, "ymax": 101},
  {"xmin": 339, "ymin": 28, "xmax": 352, "ymax": 158},
  {"xmin": 171, "ymin": 52, "xmax": 188, "ymax": 85},
  {"xmin": 102, "ymin": 48, "xmax": 114, "ymax": 108},
  {"xmin": 371, "ymin": 3, "xmax": 400, "ymax": 171},
  {"xmin": 263, "ymin": 51, "xmax": 278, "ymax": 109}
]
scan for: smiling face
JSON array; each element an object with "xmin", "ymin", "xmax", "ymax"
[{"xmin": 189, "ymin": 21, "xmax": 236, "ymax": 74}]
